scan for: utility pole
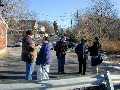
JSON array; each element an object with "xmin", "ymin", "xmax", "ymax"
[
  {"xmin": 76, "ymin": 10, "xmax": 79, "ymax": 26},
  {"xmin": 53, "ymin": 21, "xmax": 58, "ymax": 35},
  {"xmin": 71, "ymin": 19, "xmax": 72, "ymax": 29}
]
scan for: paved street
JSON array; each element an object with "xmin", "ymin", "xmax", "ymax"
[
  {"xmin": 0, "ymin": 47, "xmax": 120, "ymax": 90},
  {"xmin": 0, "ymin": 47, "xmax": 120, "ymax": 82}
]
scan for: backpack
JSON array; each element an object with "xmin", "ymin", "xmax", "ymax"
[
  {"xmin": 36, "ymin": 43, "xmax": 48, "ymax": 65},
  {"xmin": 91, "ymin": 54, "xmax": 103, "ymax": 66}
]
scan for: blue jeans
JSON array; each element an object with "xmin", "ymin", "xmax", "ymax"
[
  {"xmin": 57, "ymin": 55, "xmax": 65, "ymax": 73},
  {"xmin": 25, "ymin": 62, "xmax": 35, "ymax": 80}
]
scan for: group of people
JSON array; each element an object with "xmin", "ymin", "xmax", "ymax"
[
  {"xmin": 21, "ymin": 30, "xmax": 101, "ymax": 81},
  {"xmin": 75, "ymin": 37, "xmax": 101, "ymax": 75}
]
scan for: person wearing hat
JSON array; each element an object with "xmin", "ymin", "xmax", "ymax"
[{"xmin": 75, "ymin": 38, "xmax": 88, "ymax": 75}]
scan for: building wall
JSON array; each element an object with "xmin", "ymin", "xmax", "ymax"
[{"xmin": 0, "ymin": 16, "xmax": 8, "ymax": 50}]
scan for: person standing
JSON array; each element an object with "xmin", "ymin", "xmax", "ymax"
[
  {"xmin": 89, "ymin": 37, "xmax": 101, "ymax": 74},
  {"xmin": 21, "ymin": 30, "xmax": 37, "ymax": 80},
  {"xmin": 75, "ymin": 38, "xmax": 88, "ymax": 75},
  {"xmin": 54, "ymin": 36, "xmax": 68, "ymax": 74},
  {"xmin": 36, "ymin": 36, "xmax": 53, "ymax": 81},
  {"xmin": 89, "ymin": 37, "xmax": 101, "ymax": 57}
]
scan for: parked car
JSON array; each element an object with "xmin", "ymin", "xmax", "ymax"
[{"xmin": 7, "ymin": 44, "xmax": 15, "ymax": 47}]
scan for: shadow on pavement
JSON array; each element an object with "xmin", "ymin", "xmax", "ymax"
[
  {"xmin": 0, "ymin": 71, "xmax": 37, "ymax": 80},
  {"xmin": 0, "ymin": 71, "xmax": 25, "ymax": 74},
  {"xmin": 114, "ymin": 84, "xmax": 120, "ymax": 90},
  {"xmin": 0, "ymin": 75, "xmax": 25, "ymax": 79}
]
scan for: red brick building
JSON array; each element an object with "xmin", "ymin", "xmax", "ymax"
[{"xmin": 0, "ymin": 16, "xmax": 8, "ymax": 53}]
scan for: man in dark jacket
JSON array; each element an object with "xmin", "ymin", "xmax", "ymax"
[
  {"xmin": 75, "ymin": 38, "xmax": 87, "ymax": 75},
  {"xmin": 54, "ymin": 36, "xmax": 68, "ymax": 74},
  {"xmin": 21, "ymin": 30, "xmax": 36, "ymax": 80}
]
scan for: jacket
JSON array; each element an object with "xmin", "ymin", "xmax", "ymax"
[{"xmin": 36, "ymin": 41, "xmax": 53, "ymax": 65}]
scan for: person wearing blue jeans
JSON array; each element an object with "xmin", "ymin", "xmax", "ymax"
[
  {"xmin": 25, "ymin": 62, "xmax": 35, "ymax": 80},
  {"xmin": 26, "ymin": 62, "xmax": 32, "ymax": 80},
  {"xmin": 57, "ymin": 55, "xmax": 65, "ymax": 73},
  {"xmin": 54, "ymin": 36, "xmax": 68, "ymax": 74},
  {"xmin": 21, "ymin": 30, "xmax": 37, "ymax": 80}
]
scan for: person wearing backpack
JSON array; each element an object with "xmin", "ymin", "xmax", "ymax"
[
  {"xmin": 54, "ymin": 36, "xmax": 68, "ymax": 74},
  {"xmin": 89, "ymin": 37, "xmax": 102, "ymax": 66},
  {"xmin": 89, "ymin": 37, "xmax": 101, "ymax": 57},
  {"xmin": 75, "ymin": 38, "xmax": 88, "ymax": 75},
  {"xmin": 89, "ymin": 37, "xmax": 102, "ymax": 74},
  {"xmin": 36, "ymin": 36, "xmax": 53, "ymax": 81}
]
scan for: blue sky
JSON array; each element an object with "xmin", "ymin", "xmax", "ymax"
[{"xmin": 27, "ymin": 0, "xmax": 120, "ymax": 28}]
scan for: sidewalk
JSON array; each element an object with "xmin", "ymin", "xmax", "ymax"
[
  {"xmin": 0, "ymin": 47, "xmax": 120, "ymax": 90},
  {"xmin": 0, "ymin": 75, "xmax": 120, "ymax": 90},
  {"xmin": 0, "ymin": 76, "xmax": 97, "ymax": 90}
]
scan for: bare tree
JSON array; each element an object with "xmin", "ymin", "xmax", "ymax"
[
  {"xmin": 88, "ymin": 0, "xmax": 119, "ymax": 40},
  {"xmin": 1, "ymin": 0, "xmax": 37, "ymax": 20},
  {"xmin": 1, "ymin": 0, "xmax": 38, "ymax": 45},
  {"xmin": 72, "ymin": 0, "xmax": 119, "ymax": 41}
]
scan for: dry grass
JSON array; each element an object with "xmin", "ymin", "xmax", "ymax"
[{"xmin": 102, "ymin": 40, "xmax": 120, "ymax": 54}]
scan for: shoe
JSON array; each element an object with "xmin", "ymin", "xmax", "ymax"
[
  {"xmin": 58, "ymin": 72, "xmax": 61, "ymax": 74},
  {"xmin": 78, "ymin": 72, "xmax": 82, "ymax": 74},
  {"xmin": 82, "ymin": 73, "xmax": 85, "ymax": 75},
  {"xmin": 36, "ymin": 80, "xmax": 42, "ymax": 84},
  {"xmin": 43, "ymin": 78, "xmax": 49, "ymax": 81},
  {"xmin": 61, "ymin": 72, "xmax": 65, "ymax": 74}
]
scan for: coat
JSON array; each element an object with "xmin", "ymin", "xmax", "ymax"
[
  {"xmin": 54, "ymin": 40, "xmax": 68, "ymax": 57},
  {"xmin": 21, "ymin": 35, "xmax": 36, "ymax": 63},
  {"xmin": 36, "ymin": 41, "xmax": 53, "ymax": 65}
]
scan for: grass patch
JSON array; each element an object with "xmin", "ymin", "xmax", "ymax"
[{"xmin": 102, "ymin": 40, "xmax": 120, "ymax": 54}]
